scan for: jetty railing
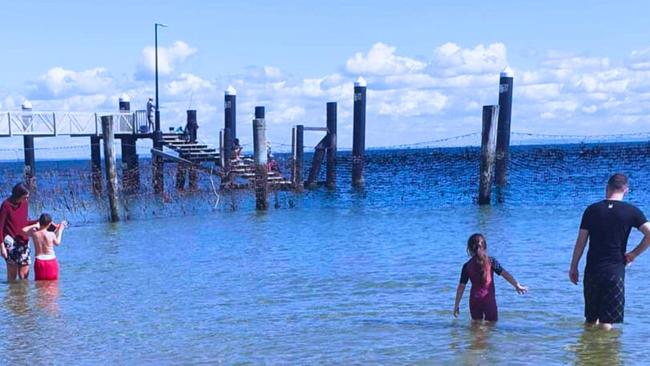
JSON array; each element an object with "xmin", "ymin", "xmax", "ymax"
[{"xmin": 0, "ymin": 111, "xmax": 142, "ymax": 136}]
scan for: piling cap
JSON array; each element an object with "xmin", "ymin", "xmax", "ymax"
[
  {"xmin": 354, "ymin": 77, "xmax": 367, "ymax": 87},
  {"xmin": 119, "ymin": 93, "xmax": 130, "ymax": 103},
  {"xmin": 21, "ymin": 100, "xmax": 32, "ymax": 110},
  {"xmin": 500, "ymin": 66, "xmax": 514, "ymax": 78},
  {"xmin": 225, "ymin": 85, "xmax": 237, "ymax": 96}
]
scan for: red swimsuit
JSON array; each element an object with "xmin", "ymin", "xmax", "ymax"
[{"xmin": 460, "ymin": 256, "xmax": 504, "ymax": 321}]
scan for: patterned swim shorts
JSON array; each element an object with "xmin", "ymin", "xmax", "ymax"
[
  {"xmin": 4, "ymin": 238, "xmax": 31, "ymax": 266},
  {"xmin": 584, "ymin": 273, "xmax": 625, "ymax": 324}
]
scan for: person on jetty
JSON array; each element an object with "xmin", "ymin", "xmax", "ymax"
[
  {"xmin": 146, "ymin": 98, "xmax": 155, "ymax": 132},
  {"xmin": 232, "ymin": 138, "xmax": 243, "ymax": 161},
  {"xmin": 569, "ymin": 173, "xmax": 650, "ymax": 330},
  {"xmin": 22, "ymin": 213, "xmax": 66, "ymax": 281},
  {"xmin": 0, "ymin": 183, "xmax": 37, "ymax": 281},
  {"xmin": 454, "ymin": 233, "xmax": 528, "ymax": 321}
]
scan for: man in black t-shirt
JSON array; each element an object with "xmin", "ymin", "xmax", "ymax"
[{"xmin": 569, "ymin": 173, "xmax": 650, "ymax": 329}]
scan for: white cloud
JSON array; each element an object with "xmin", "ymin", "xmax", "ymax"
[
  {"xmin": 167, "ymin": 73, "xmax": 213, "ymax": 96},
  {"xmin": 518, "ymin": 83, "xmax": 562, "ymax": 101},
  {"xmin": 29, "ymin": 67, "xmax": 113, "ymax": 99},
  {"xmin": 376, "ymin": 90, "xmax": 448, "ymax": 117},
  {"xmin": 346, "ymin": 42, "xmax": 426, "ymax": 76},
  {"xmin": 431, "ymin": 42, "xmax": 507, "ymax": 76},
  {"xmin": 136, "ymin": 41, "xmax": 197, "ymax": 79},
  {"xmin": 13, "ymin": 40, "xmax": 650, "ymax": 150}
]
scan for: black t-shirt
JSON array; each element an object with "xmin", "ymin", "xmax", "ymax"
[{"xmin": 580, "ymin": 200, "xmax": 647, "ymax": 276}]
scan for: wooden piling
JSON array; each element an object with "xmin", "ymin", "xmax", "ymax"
[
  {"xmin": 219, "ymin": 129, "xmax": 225, "ymax": 168},
  {"xmin": 175, "ymin": 157, "xmax": 187, "ymax": 190},
  {"xmin": 495, "ymin": 67, "xmax": 514, "ymax": 187},
  {"xmin": 23, "ymin": 136, "xmax": 36, "ymax": 189},
  {"xmin": 253, "ymin": 116, "xmax": 268, "ymax": 210},
  {"xmin": 352, "ymin": 77, "xmax": 367, "ymax": 187},
  {"xmin": 121, "ymin": 136, "xmax": 139, "ymax": 193},
  {"xmin": 306, "ymin": 138, "xmax": 326, "ymax": 188},
  {"xmin": 101, "ymin": 115, "xmax": 120, "ymax": 222},
  {"xmin": 225, "ymin": 86, "xmax": 237, "ymax": 141},
  {"xmin": 90, "ymin": 136, "xmax": 102, "ymax": 193},
  {"xmin": 189, "ymin": 165, "xmax": 198, "ymax": 191},
  {"xmin": 223, "ymin": 127, "xmax": 233, "ymax": 169},
  {"xmin": 294, "ymin": 125, "xmax": 304, "ymax": 190},
  {"xmin": 291, "ymin": 127, "xmax": 296, "ymax": 184},
  {"xmin": 479, "ymin": 105, "xmax": 499, "ymax": 205},
  {"xmin": 326, "ymin": 102, "xmax": 337, "ymax": 189},
  {"xmin": 152, "ymin": 121, "xmax": 164, "ymax": 194}
]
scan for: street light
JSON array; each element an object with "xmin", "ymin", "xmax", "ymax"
[{"xmin": 154, "ymin": 22, "xmax": 167, "ymax": 133}]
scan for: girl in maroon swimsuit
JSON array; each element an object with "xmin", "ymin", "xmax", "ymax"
[{"xmin": 453, "ymin": 233, "xmax": 528, "ymax": 322}]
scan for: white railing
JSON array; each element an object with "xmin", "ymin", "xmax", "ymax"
[{"xmin": 0, "ymin": 111, "xmax": 142, "ymax": 136}]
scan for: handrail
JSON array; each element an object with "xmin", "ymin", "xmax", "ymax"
[{"xmin": 0, "ymin": 111, "xmax": 139, "ymax": 136}]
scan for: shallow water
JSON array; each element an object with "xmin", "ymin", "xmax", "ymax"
[{"xmin": 0, "ymin": 144, "xmax": 649, "ymax": 364}]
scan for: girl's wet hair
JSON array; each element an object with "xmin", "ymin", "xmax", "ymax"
[
  {"xmin": 10, "ymin": 183, "xmax": 30, "ymax": 203},
  {"xmin": 466, "ymin": 233, "xmax": 492, "ymax": 285}
]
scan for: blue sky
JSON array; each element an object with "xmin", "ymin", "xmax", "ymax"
[{"xmin": 1, "ymin": 0, "xmax": 650, "ymax": 154}]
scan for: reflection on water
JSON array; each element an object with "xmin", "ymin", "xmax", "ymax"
[
  {"xmin": 35, "ymin": 281, "xmax": 60, "ymax": 315},
  {"xmin": 4, "ymin": 281, "xmax": 31, "ymax": 317},
  {"xmin": 571, "ymin": 327, "xmax": 622, "ymax": 366},
  {"xmin": 469, "ymin": 321, "xmax": 494, "ymax": 351}
]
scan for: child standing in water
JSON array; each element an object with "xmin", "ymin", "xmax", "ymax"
[
  {"xmin": 453, "ymin": 233, "xmax": 528, "ymax": 321},
  {"xmin": 22, "ymin": 214, "xmax": 66, "ymax": 281}
]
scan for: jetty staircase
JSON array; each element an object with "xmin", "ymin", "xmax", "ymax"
[{"xmin": 160, "ymin": 133, "xmax": 291, "ymax": 187}]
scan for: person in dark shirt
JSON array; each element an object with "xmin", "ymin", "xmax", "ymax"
[
  {"xmin": 569, "ymin": 173, "xmax": 650, "ymax": 330},
  {"xmin": 454, "ymin": 233, "xmax": 527, "ymax": 322}
]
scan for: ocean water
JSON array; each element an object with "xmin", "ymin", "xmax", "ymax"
[{"xmin": 0, "ymin": 143, "xmax": 649, "ymax": 365}]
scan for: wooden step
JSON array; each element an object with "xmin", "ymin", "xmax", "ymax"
[{"xmin": 166, "ymin": 142, "xmax": 208, "ymax": 148}]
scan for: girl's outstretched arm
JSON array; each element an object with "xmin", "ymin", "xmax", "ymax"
[
  {"xmin": 453, "ymin": 283, "xmax": 466, "ymax": 317},
  {"xmin": 501, "ymin": 270, "xmax": 528, "ymax": 294}
]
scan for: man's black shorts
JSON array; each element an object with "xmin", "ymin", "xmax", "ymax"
[{"xmin": 584, "ymin": 273, "xmax": 625, "ymax": 324}]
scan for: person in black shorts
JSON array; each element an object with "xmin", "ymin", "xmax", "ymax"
[{"xmin": 569, "ymin": 173, "xmax": 650, "ymax": 330}]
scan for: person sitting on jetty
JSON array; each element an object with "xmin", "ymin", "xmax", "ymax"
[
  {"xmin": 232, "ymin": 138, "xmax": 243, "ymax": 161},
  {"xmin": 454, "ymin": 233, "xmax": 527, "ymax": 321},
  {"xmin": 22, "ymin": 214, "xmax": 67, "ymax": 281}
]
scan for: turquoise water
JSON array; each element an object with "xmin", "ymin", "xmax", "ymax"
[{"xmin": 0, "ymin": 144, "xmax": 649, "ymax": 364}]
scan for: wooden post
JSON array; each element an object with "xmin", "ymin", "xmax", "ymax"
[
  {"xmin": 295, "ymin": 125, "xmax": 304, "ymax": 190},
  {"xmin": 496, "ymin": 67, "xmax": 514, "ymax": 187},
  {"xmin": 225, "ymin": 86, "xmax": 237, "ymax": 141},
  {"xmin": 219, "ymin": 129, "xmax": 225, "ymax": 168},
  {"xmin": 91, "ymin": 136, "xmax": 102, "ymax": 193},
  {"xmin": 306, "ymin": 137, "xmax": 327, "ymax": 189},
  {"xmin": 23, "ymin": 135, "xmax": 36, "ymax": 190},
  {"xmin": 152, "ymin": 125, "xmax": 164, "ymax": 194},
  {"xmin": 101, "ymin": 115, "xmax": 120, "ymax": 222},
  {"xmin": 189, "ymin": 165, "xmax": 198, "ymax": 190},
  {"xmin": 352, "ymin": 77, "xmax": 367, "ymax": 187},
  {"xmin": 479, "ymin": 105, "xmax": 499, "ymax": 205},
  {"xmin": 291, "ymin": 127, "xmax": 296, "ymax": 184},
  {"xmin": 253, "ymin": 115, "xmax": 268, "ymax": 210},
  {"xmin": 175, "ymin": 157, "xmax": 187, "ymax": 190},
  {"xmin": 326, "ymin": 102, "xmax": 337, "ymax": 189},
  {"xmin": 223, "ymin": 127, "xmax": 232, "ymax": 169},
  {"xmin": 121, "ymin": 136, "xmax": 139, "ymax": 193}
]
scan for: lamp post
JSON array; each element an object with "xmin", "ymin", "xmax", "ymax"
[
  {"xmin": 154, "ymin": 22, "xmax": 167, "ymax": 133},
  {"xmin": 153, "ymin": 22, "xmax": 167, "ymax": 194}
]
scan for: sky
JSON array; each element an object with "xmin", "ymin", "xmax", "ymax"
[{"xmin": 1, "ymin": 0, "xmax": 650, "ymax": 154}]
